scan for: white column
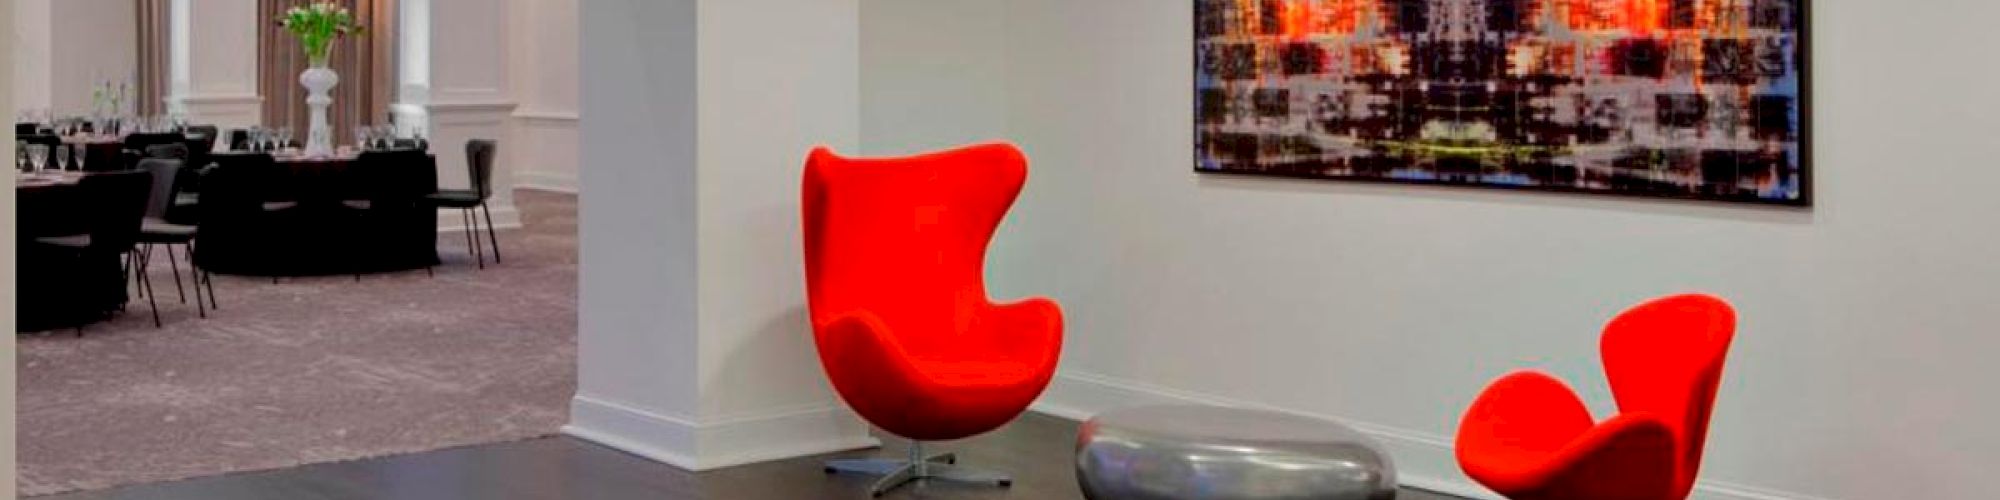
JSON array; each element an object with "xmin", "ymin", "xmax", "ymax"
[
  {"xmin": 170, "ymin": 0, "xmax": 261, "ymax": 129},
  {"xmin": 421, "ymin": 0, "xmax": 519, "ymax": 230},
  {"xmin": 569, "ymin": 0, "xmax": 877, "ymax": 471},
  {"xmin": 506, "ymin": 0, "xmax": 579, "ymax": 193}
]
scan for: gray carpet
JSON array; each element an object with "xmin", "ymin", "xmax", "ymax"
[{"xmin": 16, "ymin": 190, "xmax": 579, "ymax": 497}]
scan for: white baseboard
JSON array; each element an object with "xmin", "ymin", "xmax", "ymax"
[
  {"xmin": 516, "ymin": 171, "xmax": 579, "ymax": 194},
  {"xmin": 564, "ymin": 395, "xmax": 702, "ymax": 469},
  {"xmin": 435, "ymin": 205, "xmax": 523, "ymax": 233},
  {"xmin": 564, "ymin": 395, "xmax": 880, "ymax": 472},
  {"xmin": 1030, "ymin": 371, "xmax": 1825, "ymax": 500}
]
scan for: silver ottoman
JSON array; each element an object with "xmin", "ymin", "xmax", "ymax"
[{"xmin": 1076, "ymin": 405, "xmax": 1396, "ymax": 500}]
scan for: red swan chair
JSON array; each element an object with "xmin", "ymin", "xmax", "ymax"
[
  {"xmin": 802, "ymin": 143, "xmax": 1063, "ymax": 496},
  {"xmin": 1455, "ymin": 294, "xmax": 1735, "ymax": 500}
]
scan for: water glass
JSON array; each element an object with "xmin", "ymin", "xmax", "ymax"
[{"xmin": 54, "ymin": 145, "xmax": 71, "ymax": 171}]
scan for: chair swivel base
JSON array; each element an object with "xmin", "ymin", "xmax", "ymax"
[{"xmin": 825, "ymin": 444, "xmax": 1011, "ymax": 497}]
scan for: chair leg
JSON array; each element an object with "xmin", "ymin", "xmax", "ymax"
[
  {"xmin": 461, "ymin": 208, "xmax": 483, "ymax": 269},
  {"xmin": 130, "ymin": 249, "xmax": 145, "ymax": 299},
  {"xmin": 482, "ymin": 201, "xmax": 502, "ymax": 263},
  {"xmin": 166, "ymin": 244, "xmax": 187, "ymax": 304},
  {"xmin": 824, "ymin": 441, "xmax": 1010, "ymax": 498},
  {"xmin": 182, "ymin": 243, "xmax": 206, "ymax": 319},
  {"xmin": 467, "ymin": 208, "xmax": 485, "ymax": 269},
  {"xmin": 140, "ymin": 251, "xmax": 161, "ymax": 328},
  {"xmin": 196, "ymin": 241, "xmax": 218, "ymax": 311}
]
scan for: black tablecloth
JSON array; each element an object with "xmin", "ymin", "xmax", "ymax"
[
  {"xmin": 194, "ymin": 151, "xmax": 441, "ymax": 276},
  {"xmin": 17, "ymin": 174, "xmax": 129, "ymax": 331}
]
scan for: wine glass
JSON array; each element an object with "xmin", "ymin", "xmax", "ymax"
[
  {"xmin": 74, "ymin": 145, "xmax": 88, "ymax": 172},
  {"xmin": 54, "ymin": 145, "xmax": 71, "ymax": 171},
  {"xmin": 27, "ymin": 145, "xmax": 49, "ymax": 172},
  {"xmin": 15, "ymin": 141, "xmax": 29, "ymax": 172}
]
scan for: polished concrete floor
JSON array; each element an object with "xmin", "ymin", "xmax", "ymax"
[{"xmin": 42, "ymin": 413, "xmax": 1465, "ymax": 500}]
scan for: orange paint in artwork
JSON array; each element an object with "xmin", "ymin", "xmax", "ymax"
[
  {"xmin": 1624, "ymin": 0, "xmax": 1662, "ymax": 35},
  {"xmin": 1281, "ymin": 1, "xmax": 1315, "ymax": 39}
]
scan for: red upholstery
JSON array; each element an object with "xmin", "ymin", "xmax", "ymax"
[
  {"xmin": 802, "ymin": 143, "xmax": 1063, "ymax": 442},
  {"xmin": 1456, "ymin": 294, "xmax": 1736, "ymax": 500}
]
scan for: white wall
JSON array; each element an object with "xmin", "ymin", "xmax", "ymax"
[
  {"xmin": 507, "ymin": 0, "xmax": 579, "ymax": 193},
  {"xmin": 11, "ymin": 0, "xmax": 135, "ymax": 117},
  {"xmin": 3, "ymin": 0, "xmax": 23, "ymax": 491},
  {"xmin": 857, "ymin": 0, "xmax": 1007, "ymax": 156},
  {"xmin": 862, "ymin": 1, "xmax": 2000, "ymax": 499},
  {"xmin": 569, "ymin": 0, "xmax": 876, "ymax": 472},
  {"xmin": 12, "ymin": 0, "xmax": 52, "ymax": 113}
]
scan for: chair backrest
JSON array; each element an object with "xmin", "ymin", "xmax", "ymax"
[
  {"xmin": 145, "ymin": 143, "xmax": 190, "ymax": 160},
  {"xmin": 465, "ymin": 139, "xmax": 497, "ymax": 199},
  {"xmin": 16, "ymin": 123, "xmax": 41, "ymax": 135},
  {"xmin": 124, "ymin": 132, "xmax": 186, "ymax": 152},
  {"xmin": 185, "ymin": 125, "xmax": 220, "ymax": 154},
  {"xmin": 227, "ymin": 129, "xmax": 251, "ymax": 151},
  {"xmin": 137, "ymin": 158, "xmax": 183, "ymax": 219},
  {"xmin": 801, "ymin": 143, "xmax": 1028, "ymax": 354},
  {"xmin": 352, "ymin": 149, "xmax": 435, "ymax": 201},
  {"xmin": 1600, "ymin": 293, "xmax": 1736, "ymax": 498},
  {"xmin": 77, "ymin": 170, "xmax": 155, "ymax": 253}
]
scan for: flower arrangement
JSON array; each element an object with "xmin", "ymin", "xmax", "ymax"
[
  {"xmin": 90, "ymin": 80, "xmax": 130, "ymax": 117},
  {"xmin": 279, "ymin": 2, "xmax": 366, "ymax": 67}
]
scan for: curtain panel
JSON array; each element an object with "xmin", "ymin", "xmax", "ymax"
[
  {"xmin": 136, "ymin": 0, "xmax": 171, "ymax": 117},
  {"xmin": 258, "ymin": 0, "xmax": 397, "ymax": 139}
]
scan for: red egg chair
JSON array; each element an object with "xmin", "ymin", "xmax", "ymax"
[
  {"xmin": 1455, "ymin": 294, "xmax": 1736, "ymax": 500},
  {"xmin": 802, "ymin": 143, "xmax": 1063, "ymax": 497}
]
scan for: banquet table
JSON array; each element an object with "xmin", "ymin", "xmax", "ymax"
[
  {"xmin": 193, "ymin": 150, "xmax": 441, "ymax": 277},
  {"xmin": 16, "ymin": 171, "xmax": 128, "ymax": 331}
]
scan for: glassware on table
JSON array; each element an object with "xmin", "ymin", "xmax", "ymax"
[
  {"xmin": 26, "ymin": 144, "xmax": 49, "ymax": 172},
  {"xmin": 54, "ymin": 145, "xmax": 71, "ymax": 171},
  {"xmin": 15, "ymin": 141, "xmax": 28, "ymax": 172},
  {"xmin": 74, "ymin": 145, "xmax": 88, "ymax": 171}
]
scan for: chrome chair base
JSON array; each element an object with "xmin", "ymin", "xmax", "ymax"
[{"xmin": 825, "ymin": 443, "xmax": 1011, "ymax": 497}]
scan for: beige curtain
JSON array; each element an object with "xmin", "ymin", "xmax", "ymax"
[
  {"xmin": 136, "ymin": 0, "xmax": 171, "ymax": 116},
  {"xmin": 259, "ymin": 0, "xmax": 397, "ymax": 138}
]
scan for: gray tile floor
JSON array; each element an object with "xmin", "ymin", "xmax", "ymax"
[{"xmin": 42, "ymin": 413, "xmax": 1466, "ymax": 500}]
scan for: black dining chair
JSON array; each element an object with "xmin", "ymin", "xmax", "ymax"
[
  {"xmin": 124, "ymin": 132, "xmax": 186, "ymax": 157},
  {"xmin": 137, "ymin": 158, "xmax": 217, "ymax": 318},
  {"xmin": 423, "ymin": 140, "xmax": 502, "ymax": 269},
  {"xmin": 348, "ymin": 149, "xmax": 439, "ymax": 278},
  {"xmin": 16, "ymin": 123, "xmax": 44, "ymax": 135},
  {"xmin": 33, "ymin": 170, "xmax": 159, "ymax": 329},
  {"xmin": 226, "ymin": 129, "xmax": 251, "ymax": 151}
]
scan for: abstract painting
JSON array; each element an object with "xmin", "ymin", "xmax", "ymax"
[{"xmin": 1195, "ymin": 0, "xmax": 1810, "ymax": 205}]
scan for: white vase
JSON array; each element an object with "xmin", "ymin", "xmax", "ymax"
[{"xmin": 300, "ymin": 65, "xmax": 339, "ymax": 157}]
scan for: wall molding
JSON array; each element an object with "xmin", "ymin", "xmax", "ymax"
[
  {"xmin": 516, "ymin": 171, "xmax": 578, "ymax": 194},
  {"xmin": 565, "ymin": 395, "xmax": 880, "ymax": 472},
  {"xmin": 174, "ymin": 93, "xmax": 262, "ymax": 105},
  {"xmin": 1030, "ymin": 370, "xmax": 1827, "ymax": 500},
  {"xmin": 435, "ymin": 206, "xmax": 523, "ymax": 233},
  {"xmin": 428, "ymin": 100, "xmax": 520, "ymax": 114},
  {"xmin": 513, "ymin": 109, "xmax": 580, "ymax": 123}
]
